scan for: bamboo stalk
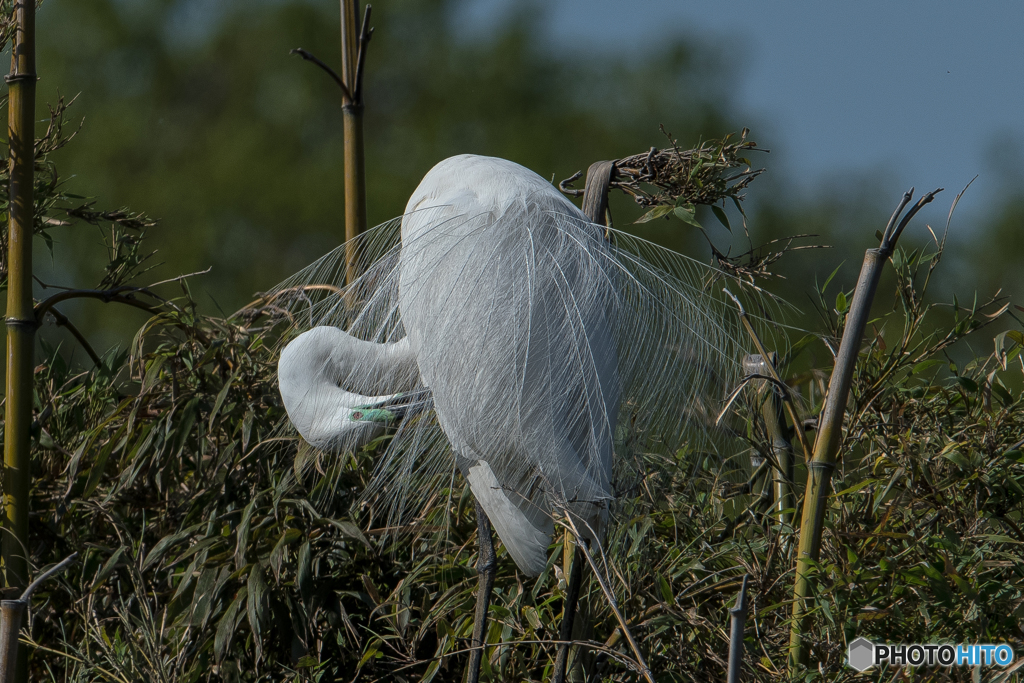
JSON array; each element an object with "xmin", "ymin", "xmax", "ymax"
[
  {"xmin": 3, "ymin": 6, "xmax": 36, "ymax": 680},
  {"xmin": 4, "ymin": 0, "xmax": 37, "ymax": 607},
  {"xmin": 787, "ymin": 189, "xmax": 940, "ymax": 672},
  {"xmin": 552, "ymin": 539, "xmax": 583, "ymax": 683},
  {"xmin": 551, "ymin": 162, "xmax": 615, "ymax": 683},
  {"xmin": 290, "ymin": 5, "xmax": 372, "ymax": 285},
  {"xmin": 744, "ymin": 354, "xmax": 794, "ymax": 527},
  {"xmin": 727, "ymin": 574, "xmax": 750, "ymax": 683},
  {"xmin": 340, "ymin": 1, "xmax": 371, "ymax": 284},
  {"xmin": 0, "ymin": 601, "xmax": 24, "ymax": 683},
  {"xmin": 726, "ymin": 292, "xmax": 812, "ymax": 462},
  {"xmin": 0, "ymin": 553, "xmax": 78, "ymax": 683}
]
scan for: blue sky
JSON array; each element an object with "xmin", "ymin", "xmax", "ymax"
[{"xmin": 459, "ymin": 1, "xmax": 1024, "ymax": 219}]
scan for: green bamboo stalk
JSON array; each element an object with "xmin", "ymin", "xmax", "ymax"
[
  {"xmin": 4, "ymin": 2, "xmax": 37, "ymax": 681},
  {"xmin": 552, "ymin": 540, "xmax": 583, "ymax": 683},
  {"xmin": 340, "ymin": 1, "xmax": 371, "ymax": 284},
  {"xmin": 4, "ymin": 0, "xmax": 37, "ymax": 595},
  {"xmin": 787, "ymin": 189, "xmax": 940, "ymax": 672}
]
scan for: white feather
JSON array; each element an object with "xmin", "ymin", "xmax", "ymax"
[{"xmin": 274, "ymin": 154, "xmax": 772, "ymax": 576}]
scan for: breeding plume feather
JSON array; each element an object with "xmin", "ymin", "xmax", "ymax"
[{"xmin": 274, "ymin": 154, "xmax": 769, "ymax": 576}]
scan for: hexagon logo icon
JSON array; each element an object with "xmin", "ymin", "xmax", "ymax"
[{"xmin": 848, "ymin": 637, "xmax": 875, "ymax": 672}]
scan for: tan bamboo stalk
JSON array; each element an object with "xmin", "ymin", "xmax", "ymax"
[
  {"xmin": 0, "ymin": 601, "xmax": 23, "ymax": 683},
  {"xmin": 290, "ymin": 6, "xmax": 372, "ymax": 285},
  {"xmin": 340, "ymin": 1, "xmax": 370, "ymax": 284},
  {"xmin": 3, "ymin": 3, "xmax": 37, "ymax": 681},
  {"xmin": 787, "ymin": 189, "xmax": 940, "ymax": 671}
]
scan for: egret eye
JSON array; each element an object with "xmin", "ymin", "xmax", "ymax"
[{"xmin": 351, "ymin": 411, "xmax": 363, "ymax": 420}]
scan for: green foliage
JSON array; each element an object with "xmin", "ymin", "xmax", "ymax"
[
  {"xmin": 19, "ymin": 206, "xmax": 1024, "ymax": 683},
  {"xmin": 796, "ymin": 245, "xmax": 1024, "ymax": 669}
]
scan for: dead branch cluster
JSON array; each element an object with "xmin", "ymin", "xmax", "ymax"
[{"xmin": 561, "ymin": 127, "xmax": 765, "ymax": 216}]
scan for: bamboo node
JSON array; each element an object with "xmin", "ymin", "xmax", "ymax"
[
  {"xmin": 5, "ymin": 318, "xmax": 39, "ymax": 330},
  {"xmin": 3, "ymin": 73, "xmax": 36, "ymax": 84}
]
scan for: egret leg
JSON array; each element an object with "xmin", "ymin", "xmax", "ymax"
[
  {"xmin": 467, "ymin": 501, "xmax": 497, "ymax": 683},
  {"xmin": 552, "ymin": 538, "xmax": 584, "ymax": 683}
]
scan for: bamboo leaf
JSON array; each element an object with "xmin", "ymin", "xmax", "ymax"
[
  {"xmin": 171, "ymin": 397, "xmax": 200, "ymax": 457},
  {"xmin": 711, "ymin": 205, "xmax": 731, "ymax": 231},
  {"xmin": 318, "ymin": 518, "xmax": 371, "ymax": 548},
  {"xmin": 242, "ymin": 409, "xmax": 254, "ymax": 452},
  {"xmin": 143, "ymin": 522, "xmax": 204, "ymax": 570},
  {"xmin": 168, "ymin": 537, "xmax": 223, "ymax": 569},
  {"xmin": 912, "ymin": 359, "xmax": 944, "ymax": 375},
  {"xmin": 658, "ymin": 574, "xmax": 674, "ymax": 603},
  {"xmin": 297, "ymin": 541, "xmax": 313, "ymax": 606},
  {"xmin": 208, "ymin": 368, "xmax": 240, "ymax": 431},
  {"xmin": 673, "ymin": 203, "xmax": 702, "ymax": 228},
  {"xmin": 215, "ymin": 586, "xmax": 248, "ymax": 662},
  {"xmin": 634, "ymin": 205, "xmax": 674, "ymax": 224},
  {"xmin": 247, "ymin": 565, "xmax": 270, "ymax": 658},
  {"xmin": 236, "ymin": 492, "xmax": 267, "ymax": 566},
  {"xmin": 91, "ymin": 546, "xmax": 127, "ymax": 592},
  {"xmin": 82, "ymin": 422, "xmax": 129, "ymax": 499},
  {"xmin": 141, "ymin": 356, "xmax": 167, "ymax": 394}
]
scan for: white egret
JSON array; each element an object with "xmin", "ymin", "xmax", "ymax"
[{"xmin": 276, "ymin": 154, "xmax": 760, "ymax": 681}]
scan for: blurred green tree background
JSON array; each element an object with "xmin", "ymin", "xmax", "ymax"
[{"xmin": 33, "ymin": 0, "xmax": 1020, "ymax": 353}]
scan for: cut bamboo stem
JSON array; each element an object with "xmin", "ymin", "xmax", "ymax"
[
  {"xmin": 0, "ymin": 601, "xmax": 24, "ymax": 683},
  {"xmin": 549, "ymin": 159, "xmax": 617, "ymax": 683},
  {"xmin": 0, "ymin": 553, "xmax": 77, "ymax": 683},
  {"xmin": 726, "ymin": 292, "xmax": 812, "ymax": 462},
  {"xmin": 727, "ymin": 574, "xmax": 750, "ymax": 683},
  {"xmin": 787, "ymin": 189, "xmax": 940, "ymax": 672}
]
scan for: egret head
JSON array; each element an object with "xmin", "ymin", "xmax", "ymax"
[{"xmin": 278, "ymin": 327, "xmax": 402, "ymax": 453}]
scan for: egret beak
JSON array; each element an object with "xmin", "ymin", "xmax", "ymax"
[
  {"xmin": 350, "ymin": 407, "xmax": 397, "ymax": 424},
  {"xmin": 351, "ymin": 387, "xmax": 432, "ymax": 424}
]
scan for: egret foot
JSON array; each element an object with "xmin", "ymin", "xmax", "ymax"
[{"xmin": 466, "ymin": 501, "xmax": 497, "ymax": 683}]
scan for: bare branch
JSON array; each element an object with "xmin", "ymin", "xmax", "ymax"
[
  {"xmin": 45, "ymin": 307, "xmax": 102, "ymax": 367},
  {"xmin": 352, "ymin": 4, "xmax": 374, "ymax": 105},
  {"xmin": 19, "ymin": 553, "xmax": 78, "ymax": 603},
  {"xmin": 290, "ymin": 48, "xmax": 353, "ymax": 102}
]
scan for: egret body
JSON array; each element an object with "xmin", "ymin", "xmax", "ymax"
[{"xmin": 277, "ymin": 153, "xmax": 750, "ymax": 681}]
